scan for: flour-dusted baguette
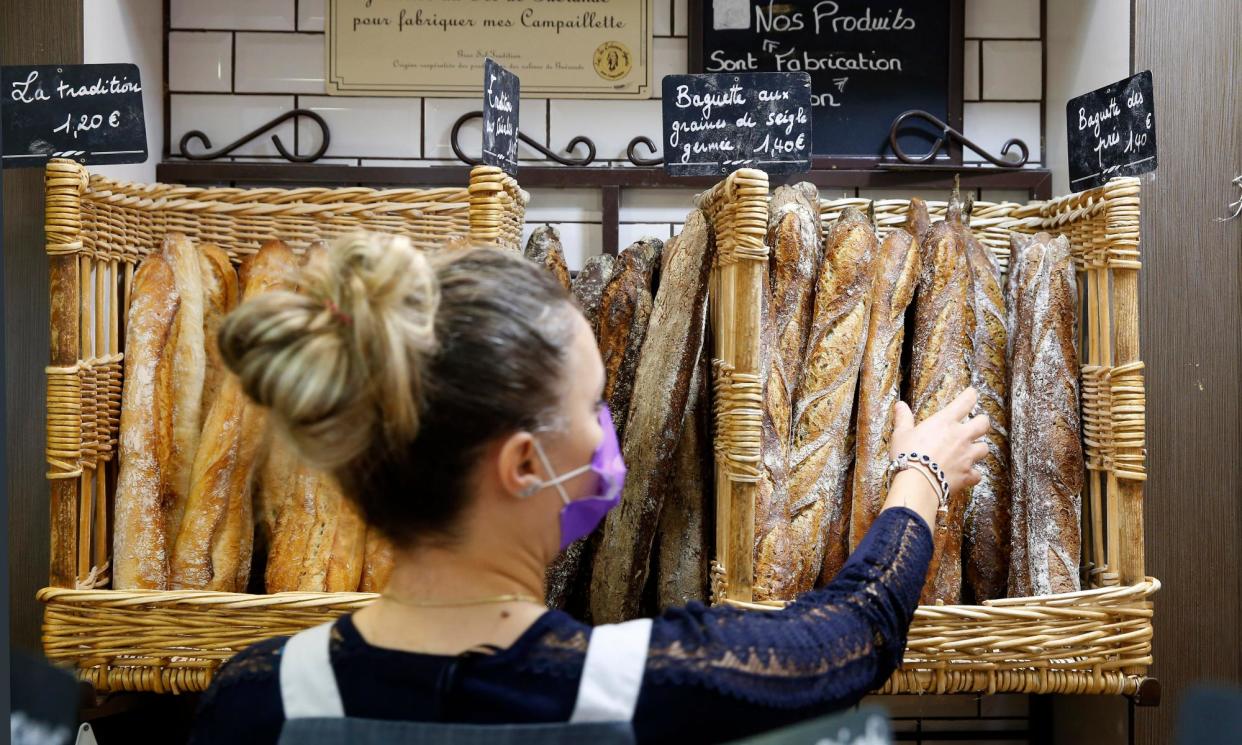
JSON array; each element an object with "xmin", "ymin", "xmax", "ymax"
[
  {"xmin": 906, "ymin": 197, "xmax": 932, "ymax": 244},
  {"xmin": 113, "ymin": 255, "xmax": 180, "ymax": 589},
  {"xmin": 961, "ymin": 229, "xmax": 1011, "ymax": 602},
  {"xmin": 590, "ymin": 211, "xmax": 712, "ymax": 623},
  {"xmin": 849, "ymin": 221, "xmax": 921, "ymax": 551},
  {"xmin": 162, "ymin": 234, "xmax": 209, "ymax": 553},
  {"xmin": 908, "ymin": 200, "xmax": 972, "ymax": 604},
  {"xmin": 1008, "ymin": 233, "xmax": 1083, "ymax": 597},
  {"xmin": 655, "ymin": 293, "xmax": 712, "ymax": 610},
  {"xmin": 598, "ymin": 239, "xmax": 661, "ymax": 441},
  {"xmin": 264, "ymin": 441, "xmax": 367, "ymax": 593},
  {"xmin": 753, "ymin": 183, "xmax": 822, "ymax": 600},
  {"xmin": 361, "ymin": 529, "xmax": 396, "ymax": 593},
  {"xmin": 169, "ymin": 241, "xmax": 295, "ymax": 591},
  {"xmin": 571, "ymin": 254, "xmax": 617, "ymax": 335},
  {"xmin": 198, "ymin": 243, "xmax": 240, "ymax": 431},
  {"xmin": 524, "ymin": 225, "xmax": 572, "ymax": 291},
  {"xmin": 781, "ymin": 207, "xmax": 878, "ymax": 594}
]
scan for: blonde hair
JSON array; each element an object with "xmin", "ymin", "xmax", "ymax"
[{"xmin": 220, "ymin": 235, "xmax": 575, "ymax": 543}]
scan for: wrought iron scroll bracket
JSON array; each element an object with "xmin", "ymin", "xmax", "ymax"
[
  {"xmin": 450, "ymin": 111, "xmax": 596, "ymax": 166},
  {"xmin": 178, "ymin": 108, "xmax": 330, "ymax": 162},
  {"xmin": 888, "ymin": 109, "xmax": 1030, "ymax": 168},
  {"xmin": 627, "ymin": 136, "xmax": 664, "ymax": 166}
]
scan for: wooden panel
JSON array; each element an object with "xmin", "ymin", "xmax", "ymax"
[
  {"xmin": 3, "ymin": 0, "xmax": 84, "ymax": 651},
  {"xmin": 1133, "ymin": 0, "xmax": 1242, "ymax": 743}
]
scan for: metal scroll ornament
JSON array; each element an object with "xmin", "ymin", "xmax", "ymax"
[
  {"xmin": 449, "ymin": 111, "xmax": 596, "ymax": 166},
  {"xmin": 178, "ymin": 109, "xmax": 331, "ymax": 162},
  {"xmin": 887, "ymin": 109, "xmax": 1030, "ymax": 168}
]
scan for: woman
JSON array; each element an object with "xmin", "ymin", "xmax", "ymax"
[{"xmin": 190, "ymin": 234, "xmax": 989, "ymax": 744}]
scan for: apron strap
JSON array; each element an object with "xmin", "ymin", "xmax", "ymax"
[
  {"xmin": 569, "ymin": 618, "xmax": 653, "ymax": 724},
  {"xmin": 280, "ymin": 622, "xmax": 346, "ymax": 719}
]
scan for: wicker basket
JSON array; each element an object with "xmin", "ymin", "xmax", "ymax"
[
  {"xmin": 707, "ymin": 175, "xmax": 1157, "ymax": 697},
  {"xmin": 38, "ymin": 159, "xmax": 526, "ymax": 694}
]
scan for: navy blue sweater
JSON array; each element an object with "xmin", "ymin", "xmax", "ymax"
[{"xmin": 189, "ymin": 507, "xmax": 932, "ymax": 744}]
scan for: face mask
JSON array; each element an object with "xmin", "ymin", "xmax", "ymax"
[{"xmin": 521, "ymin": 405, "xmax": 627, "ymax": 551}]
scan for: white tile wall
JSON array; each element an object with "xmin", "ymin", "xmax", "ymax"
[
  {"xmin": 673, "ymin": 0, "xmax": 690, "ymax": 37},
  {"xmin": 965, "ymin": 0, "xmax": 1041, "ymax": 38},
  {"xmin": 963, "ymin": 102, "xmax": 1042, "ymax": 164},
  {"xmin": 982, "ymin": 41, "xmax": 1042, "ymax": 100},
  {"xmin": 654, "ymin": 0, "xmax": 674, "ymax": 36},
  {"xmin": 299, "ymin": 0, "xmax": 326, "ymax": 32},
  {"xmin": 170, "ymin": 0, "xmax": 295, "ymax": 31},
  {"xmin": 297, "ymin": 96, "xmax": 422, "ymax": 158},
  {"xmin": 653, "ymin": 38, "xmax": 688, "ymax": 94},
  {"xmin": 171, "ymin": 94, "xmax": 295, "ymax": 157},
  {"xmin": 168, "ymin": 32, "xmax": 232, "ymax": 92},
  {"xmin": 980, "ymin": 189, "xmax": 1034, "ymax": 204},
  {"xmin": 235, "ymin": 32, "xmax": 324, "ymax": 93},
  {"xmin": 423, "ymin": 98, "xmax": 549, "ymax": 161},
  {"xmin": 964, "ymin": 40, "xmax": 981, "ymax": 100},
  {"xmin": 550, "ymin": 99, "xmax": 664, "ymax": 160},
  {"xmin": 618, "ymin": 223, "xmax": 674, "ymax": 247},
  {"xmin": 525, "ymin": 188, "xmax": 602, "ymax": 222},
  {"xmin": 620, "ymin": 188, "xmax": 701, "ymax": 222}
]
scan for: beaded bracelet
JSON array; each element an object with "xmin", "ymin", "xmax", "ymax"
[{"xmin": 886, "ymin": 451, "xmax": 951, "ymax": 513}]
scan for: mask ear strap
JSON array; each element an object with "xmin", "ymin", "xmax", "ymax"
[{"xmin": 527, "ymin": 439, "xmax": 591, "ymax": 504}]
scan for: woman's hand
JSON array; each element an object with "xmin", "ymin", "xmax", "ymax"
[{"xmin": 890, "ymin": 386, "xmax": 991, "ymax": 495}]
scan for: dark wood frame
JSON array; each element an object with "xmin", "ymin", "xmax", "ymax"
[{"xmin": 687, "ymin": 0, "xmax": 966, "ymax": 166}]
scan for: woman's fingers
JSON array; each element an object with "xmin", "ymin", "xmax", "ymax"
[
  {"xmin": 963, "ymin": 413, "xmax": 992, "ymax": 440},
  {"xmin": 937, "ymin": 386, "xmax": 978, "ymax": 423},
  {"xmin": 968, "ymin": 442, "xmax": 990, "ymax": 463},
  {"xmin": 893, "ymin": 401, "xmax": 914, "ymax": 434}
]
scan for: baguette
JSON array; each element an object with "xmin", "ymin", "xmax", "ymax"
[
  {"xmin": 961, "ymin": 229, "xmax": 1011, "ymax": 602},
  {"xmin": 361, "ymin": 529, "xmax": 396, "ymax": 593},
  {"xmin": 162, "ymin": 235, "xmax": 208, "ymax": 553},
  {"xmin": 849, "ymin": 221, "xmax": 921, "ymax": 551},
  {"xmin": 908, "ymin": 200, "xmax": 972, "ymax": 604},
  {"xmin": 571, "ymin": 254, "xmax": 617, "ymax": 335},
  {"xmin": 753, "ymin": 183, "xmax": 822, "ymax": 600},
  {"xmin": 598, "ymin": 239, "xmax": 661, "ymax": 442},
  {"xmin": 169, "ymin": 241, "xmax": 295, "ymax": 591},
  {"xmin": 1008, "ymin": 233, "xmax": 1083, "ymax": 596},
  {"xmin": 524, "ymin": 225, "xmax": 572, "ymax": 291},
  {"xmin": 198, "ymin": 244, "xmax": 240, "ymax": 431},
  {"xmin": 113, "ymin": 255, "xmax": 180, "ymax": 589},
  {"xmin": 590, "ymin": 211, "xmax": 713, "ymax": 623},
  {"xmin": 782, "ymin": 207, "xmax": 878, "ymax": 594}
]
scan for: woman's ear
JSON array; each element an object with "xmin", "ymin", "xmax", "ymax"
[{"xmin": 496, "ymin": 430, "xmax": 542, "ymax": 499}]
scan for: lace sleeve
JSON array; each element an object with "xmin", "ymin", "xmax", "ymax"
[{"xmin": 640, "ymin": 507, "xmax": 932, "ymax": 712}]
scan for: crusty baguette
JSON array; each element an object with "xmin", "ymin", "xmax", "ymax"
[
  {"xmin": 753, "ymin": 183, "xmax": 822, "ymax": 600},
  {"xmin": 1008, "ymin": 233, "xmax": 1083, "ymax": 597},
  {"xmin": 113, "ymin": 255, "xmax": 180, "ymax": 589},
  {"xmin": 198, "ymin": 243, "xmax": 240, "ymax": 431},
  {"xmin": 906, "ymin": 197, "xmax": 932, "ymax": 244},
  {"xmin": 849, "ymin": 222, "xmax": 921, "ymax": 551},
  {"xmin": 598, "ymin": 239, "xmax": 661, "ymax": 442},
  {"xmin": 571, "ymin": 254, "xmax": 617, "ymax": 335},
  {"xmin": 162, "ymin": 234, "xmax": 208, "ymax": 553},
  {"xmin": 524, "ymin": 225, "xmax": 572, "ymax": 291},
  {"xmin": 361, "ymin": 529, "xmax": 396, "ymax": 593},
  {"xmin": 169, "ymin": 241, "xmax": 295, "ymax": 590},
  {"xmin": 781, "ymin": 207, "xmax": 878, "ymax": 594},
  {"xmin": 961, "ymin": 229, "xmax": 1011, "ymax": 602},
  {"xmin": 908, "ymin": 200, "xmax": 972, "ymax": 604},
  {"xmin": 655, "ymin": 287, "xmax": 712, "ymax": 610},
  {"xmin": 590, "ymin": 211, "xmax": 713, "ymax": 623}
]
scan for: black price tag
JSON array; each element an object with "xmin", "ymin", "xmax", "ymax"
[
  {"xmin": 1066, "ymin": 70, "xmax": 1156, "ymax": 192},
  {"xmin": 662, "ymin": 72, "xmax": 813, "ymax": 178},
  {"xmin": 482, "ymin": 58, "xmax": 520, "ymax": 177},
  {"xmin": 2, "ymin": 63, "xmax": 147, "ymax": 168}
]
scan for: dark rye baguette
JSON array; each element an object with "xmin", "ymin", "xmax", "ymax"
[
  {"xmin": 524, "ymin": 225, "xmax": 572, "ymax": 291},
  {"xmin": 1008, "ymin": 232, "xmax": 1083, "ymax": 597},
  {"xmin": 597, "ymin": 239, "xmax": 661, "ymax": 442},
  {"xmin": 571, "ymin": 254, "xmax": 617, "ymax": 335},
  {"xmin": 781, "ymin": 207, "xmax": 878, "ymax": 594},
  {"xmin": 590, "ymin": 211, "xmax": 712, "ymax": 623},
  {"xmin": 169, "ymin": 241, "xmax": 295, "ymax": 591},
  {"xmin": 849, "ymin": 217, "xmax": 922, "ymax": 551},
  {"xmin": 961, "ymin": 228, "xmax": 1012, "ymax": 602},
  {"xmin": 908, "ymin": 200, "xmax": 972, "ymax": 605},
  {"xmin": 113, "ymin": 254, "xmax": 180, "ymax": 589},
  {"xmin": 753, "ymin": 183, "xmax": 822, "ymax": 600}
]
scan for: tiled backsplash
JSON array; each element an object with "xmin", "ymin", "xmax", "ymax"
[{"xmin": 167, "ymin": 0, "xmax": 1046, "ymax": 272}]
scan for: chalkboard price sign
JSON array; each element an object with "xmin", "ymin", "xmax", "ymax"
[
  {"xmin": 695, "ymin": 0, "xmax": 960, "ymax": 160},
  {"xmin": 2, "ymin": 63, "xmax": 147, "ymax": 168},
  {"xmin": 1066, "ymin": 70, "xmax": 1157, "ymax": 192},
  {"xmin": 662, "ymin": 72, "xmax": 813, "ymax": 178},
  {"xmin": 482, "ymin": 59, "xmax": 520, "ymax": 177}
]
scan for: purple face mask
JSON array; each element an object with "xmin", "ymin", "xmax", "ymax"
[{"xmin": 523, "ymin": 405, "xmax": 627, "ymax": 551}]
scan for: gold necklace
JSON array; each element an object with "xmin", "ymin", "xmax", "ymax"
[{"xmin": 380, "ymin": 592, "xmax": 544, "ymax": 609}]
